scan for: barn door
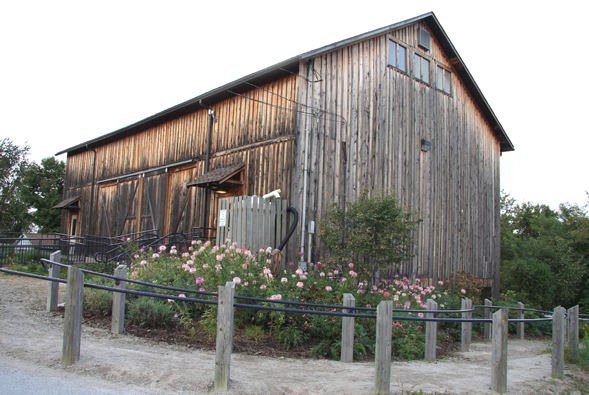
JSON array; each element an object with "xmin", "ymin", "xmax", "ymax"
[
  {"xmin": 116, "ymin": 176, "xmax": 140, "ymax": 236},
  {"xmin": 141, "ymin": 169, "xmax": 167, "ymax": 235},
  {"xmin": 98, "ymin": 183, "xmax": 118, "ymax": 238},
  {"xmin": 167, "ymin": 166, "xmax": 198, "ymax": 234}
]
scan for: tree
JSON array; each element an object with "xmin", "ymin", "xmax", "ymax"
[
  {"xmin": 0, "ymin": 138, "xmax": 31, "ymax": 233},
  {"xmin": 20, "ymin": 157, "xmax": 65, "ymax": 233},
  {"xmin": 500, "ymin": 192, "xmax": 589, "ymax": 311},
  {"xmin": 318, "ymin": 189, "xmax": 420, "ymax": 282}
]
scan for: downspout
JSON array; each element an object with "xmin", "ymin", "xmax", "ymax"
[
  {"xmin": 199, "ymin": 100, "xmax": 215, "ymax": 229},
  {"xmin": 299, "ymin": 59, "xmax": 314, "ymax": 269},
  {"xmin": 86, "ymin": 144, "xmax": 97, "ymax": 236}
]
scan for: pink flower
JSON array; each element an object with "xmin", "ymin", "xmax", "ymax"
[
  {"xmin": 174, "ymin": 313, "xmax": 179, "ymax": 318},
  {"xmin": 319, "ymin": 272, "xmax": 325, "ymax": 277},
  {"xmin": 216, "ymin": 254, "xmax": 225, "ymax": 261},
  {"xmin": 131, "ymin": 271, "xmax": 138, "ymax": 276},
  {"xmin": 438, "ymin": 280, "xmax": 444, "ymax": 285},
  {"xmin": 298, "ymin": 251, "xmax": 304, "ymax": 256},
  {"xmin": 383, "ymin": 291, "xmax": 390, "ymax": 297},
  {"xmin": 178, "ymin": 294, "xmax": 186, "ymax": 298},
  {"xmin": 349, "ymin": 270, "xmax": 358, "ymax": 278},
  {"xmin": 418, "ymin": 312, "xmax": 424, "ymax": 318},
  {"xmin": 325, "ymin": 286, "xmax": 332, "ymax": 291},
  {"xmin": 195, "ymin": 277, "xmax": 205, "ymax": 284},
  {"xmin": 232, "ymin": 277, "xmax": 241, "ymax": 285},
  {"xmin": 404, "ymin": 301, "xmax": 411, "ymax": 309},
  {"xmin": 461, "ymin": 289, "xmax": 466, "ymax": 294},
  {"xmin": 348, "ymin": 263, "xmax": 354, "ymax": 268},
  {"xmin": 357, "ymin": 289, "xmax": 365, "ymax": 294},
  {"xmin": 281, "ymin": 277, "xmax": 288, "ymax": 283},
  {"xmin": 315, "ymin": 262, "xmax": 322, "ymax": 268},
  {"xmin": 202, "ymin": 264, "xmax": 209, "ymax": 268},
  {"xmin": 158, "ymin": 245, "xmax": 167, "ymax": 252},
  {"xmin": 260, "ymin": 284, "xmax": 267, "ymax": 290},
  {"xmin": 295, "ymin": 269, "xmax": 303, "ymax": 275},
  {"xmin": 296, "ymin": 282, "xmax": 304, "ymax": 288},
  {"xmin": 264, "ymin": 268, "xmax": 272, "ymax": 275},
  {"xmin": 288, "ymin": 261, "xmax": 295, "ymax": 266},
  {"xmin": 199, "ymin": 287, "xmax": 206, "ymax": 292},
  {"xmin": 191, "ymin": 240, "xmax": 198, "ymax": 245}
]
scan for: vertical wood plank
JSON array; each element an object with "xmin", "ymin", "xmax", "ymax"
[
  {"xmin": 552, "ymin": 306, "xmax": 565, "ymax": 379},
  {"xmin": 375, "ymin": 300, "xmax": 392, "ymax": 395},
  {"xmin": 341, "ymin": 293, "xmax": 355, "ymax": 363},
  {"xmin": 484, "ymin": 298, "xmax": 492, "ymax": 340},
  {"xmin": 47, "ymin": 250, "xmax": 61, "ymax": 312},
  {"xmin": 62, "ymin": 266, "xmax": 84, "ymax": 366},
  {"xmin": 568, "ymin": 305, "xmax": 579, "ymax": 361},
  {"xmin": 517, "ymin": 302, "xmax": 525, "ymax": 340},
  {"xmin": 425, "ymin": 299, "xmax": 438, "ymax": 361},
  {"xmin": 491, "ymin": 308, "xmax": 508, "ymax": 393},
  {"xmin": 111, "ymin": 264, "xmax": 128, "ymax": 335},
  {"xmin": 461, "ymin": 298, "xmax": 472, "ymax": 352},
  {"xmin": 214, "ymin": 282, "xmax": 236, "ymax": 390}
]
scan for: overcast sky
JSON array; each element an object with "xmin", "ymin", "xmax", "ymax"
[{"xmin": 1, "ymin": 1, "xmax": 587, "ymax": 209}]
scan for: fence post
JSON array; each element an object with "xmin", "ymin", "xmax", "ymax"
[
  {"xmin": 517, "ymin": 302, "xmax": 525, "ymax": 340},
  {"xmin": 425, "ymin": 298, "xmax": 438, "ymax": 362},
  {"xmin": 491, "ymin": 308, "xmax": 508, "ymax": 394},
  {"xmin": 214, "ymin": 282, "xmax": 235, "ymax": 391},
  {"xmin": 375, "ymin": 300, "xmax": 393, "ymax": 395},
  {"xmin": 552, "ymin": 306, "xmax": 566, "ymax": 379},
  {"xmin": 62, "ymin": 266, "xmax": 84, "ymax": 366},
  {"xmin": 461, "ymin": 298, "xmax": 472, "ymax": 352},
  {"xmin": 568, "ymin": 305, "xmax": 579, "ymax": 361},
  {"xmin": 341, "ymin": 293, "xmax": 355, "ymax": 363},
  {"xmin": 111, "ymin": 264, "xmax": 128, "ymax": 335},
  {"xmin": 47, "ymin": 250, "xmax": 61, "ymax": 312},
  {"xmin": 484, "ymin": 299, "xmax": 492, "ymax": 340}
]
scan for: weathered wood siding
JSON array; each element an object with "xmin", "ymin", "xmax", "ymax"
[
  {"xmin": 292, "ymin": 21, "xmax": 501, "ymax": 292},
  {"xmin": 62, "ymin": 75, "xmax": 298, "ymax": 240}
]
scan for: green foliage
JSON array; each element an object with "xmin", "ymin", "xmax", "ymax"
[
  {"xmin": 244, "ymin": 325, "xmax": 267, "ymax": 341},
  {"xmin": 83, "ymin": 288, "xmax": 113, "ymax": 317},
  {"xmin": 271, "ymin": 324, "xmax": 309, "ymax": 350},
  {"xmin": 500, "ymin": 192, "xmax": 589, "ymax": 311},
  {"xmin": 318, "ymin": 189, "xmax": 420, "ymax": 281},
  {"xmin": 127, "ymin": 297, "xmax": 175, "ymax": 328},
  {"xmin": 127, "ymin": 240, "xmax": 452, "ymax": 359},
  {"xmin": 0, "ymin": 138, "xmax": 31, "ymax": 233},
  {"xmin": 20, "ymin": 157, "xmax": 65, "ymax": 233}
]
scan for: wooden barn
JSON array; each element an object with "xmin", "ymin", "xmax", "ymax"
[{"xmin": 55, "ymin": 12, "xmax": 513, "ymax": 296}]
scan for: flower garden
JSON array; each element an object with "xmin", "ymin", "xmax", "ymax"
[{"xmin": 81, "ymin": 238, "xmax": 480, "ymax": 361}]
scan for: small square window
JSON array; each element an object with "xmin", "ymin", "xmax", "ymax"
[
  {"xmin": 388, "ymin": 40, "xmax": 407, "ymax": 73},
  {"xmin": 436, "ymin": 65, "xmax": 452, "ymax": 94},
  {"xmin": 413, "ymin": 53, "xmax": 430, "ymax": 84}
]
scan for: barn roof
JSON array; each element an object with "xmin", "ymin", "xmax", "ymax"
[{"xmin": 56, "ymin": 12, "xmax": 513, "ymax": 156}]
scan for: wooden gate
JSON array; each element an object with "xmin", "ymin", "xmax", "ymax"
[{"xmin": 216, "ymin": 196, "xmax": 288, "ymax": 253}]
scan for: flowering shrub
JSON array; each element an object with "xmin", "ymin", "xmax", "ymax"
[{"xmin": 127, "ymin": 239, "xmax": 452, "ymax": 359}]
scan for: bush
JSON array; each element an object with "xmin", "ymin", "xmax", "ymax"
[
  {"xmin": 127, "ymin": 297, "xmax": 175, "ymax": 328},
  {"xmin": 83, "ymin": 288, "xmax": 113, "ymax": 317},
  {"xmin": 125, "ymin": 240, "xmax": 453, "ymax": 359},
  {"xmin": 318, "ymin": 189, "xmax": 420, "ymax": 282}
]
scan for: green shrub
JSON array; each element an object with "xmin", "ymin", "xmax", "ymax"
[
  {"xmin": 127, "ymin": 240, "xmax": 453, "ymax": 358},
  {"xmin": 127, "ymin": 297, "xmax": 175, "ymax": 328},
  {"xmin": 318, "ymin": 189, "xmax": 420, "ymax": 282},
  {"xmin": 83, "ymin": 288, "xmax": 113, "ymax": 317}
]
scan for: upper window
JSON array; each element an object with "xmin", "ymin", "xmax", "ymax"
[
  {"xmin": 436, "ymin": 66, "xmax": 452, "ymax": 94},
  {"xmin": 388, "ymin": 40, "xmax": 407, "ymax": 73},
  {"xmin": 413, "ymin": 53, "xmax": 430, "ymax": 84}
]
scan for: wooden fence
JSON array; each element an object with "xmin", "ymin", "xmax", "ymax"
[
  {"xmin": 216, "ymin": 196, "xmax": 288, "ymax": 253},
  {"xmin": 9, "ymin": 256, "xmax": 586, "ymax": 395}
]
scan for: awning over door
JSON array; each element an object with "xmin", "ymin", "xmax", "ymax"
[
  {"xmin": 52, "ymin": 196, "xmax": 81, "ymax": 210},
  {"xmin": 186, "ymin": 163, "xmax": 245, "ymax": 193}
]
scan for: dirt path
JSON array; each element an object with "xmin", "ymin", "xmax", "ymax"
[{"xmin": 1, "ymin": 273, "xmax": 587, "ymax": 394}]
